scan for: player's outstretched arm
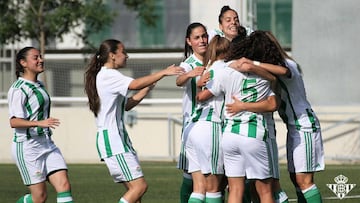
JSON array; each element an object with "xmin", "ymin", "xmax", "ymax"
[
  {"xmin": 176, "ymin": 66, "xmax": 205, "ymax": 86},
  {"xmin": 129, "ymin": 64, "xmax": 184, "ymax": 90}
]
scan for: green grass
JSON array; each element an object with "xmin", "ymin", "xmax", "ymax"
[{"xmin": 1, "ymin": 162, "xmax": 360, "ymax": 202}]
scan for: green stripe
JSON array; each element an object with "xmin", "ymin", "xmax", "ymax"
[
  {"xmin": 120, "ymin": 99, "xmax": 130, "ymax": 152},
  {"xmin": 16, "ymin": 142, "xmax": 31, "ymax": 184},
  {"xmin": 304, "ymin": 132, "xmax": 313, "ymax": 171},
  {"xmin": 191, "ymin": 108, "xmax": 202, "ymax": 122},
  {"xmin": 248, "ymin": 114, "xmax": 257, "ymax": 138},
  {"xmin": 24, "ymin": 82, "xmax": 46, "ymax": 136},
  {"xmin": 230, "ymin": 119, "xmax": 241, "ymax": 134},
  {"xmin": 96, "ymin": 132, "xmax": 101, "ymax": 157},
  {"xmin": 206, "ymin": 107, "xmax": 214, "ymax": 121},
  {"xmin": 190, "ymin": 77, "xmax": 197, "ymax": 113},
  {"xmin": 116, "ymin": 154, "xmax": 133, "ymax": 180},
  {"xmin": 306, "ymin": 109, "xmax": 317, "ymax": 132},
  {"xmin": 102, "ymin": 130, "xmax": 113, "ymax": 157},
  {"xmin": 211, "ymin": 123, "xmax": 220, "ymax": 174}
]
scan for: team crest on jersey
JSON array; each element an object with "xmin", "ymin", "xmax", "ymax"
[{"xmin": 326, "ymin": 174, "xmax": 356, "ymax": 199}]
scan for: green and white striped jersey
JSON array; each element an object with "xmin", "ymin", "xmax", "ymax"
[
  {"xmin": 179, "ymin": 54, "xmax": 203, "ymax": 124},
  {"xmin": 210, "ymin": 65, "xmax": 274, "ymax": 141},
  {"xmin": 278, "ymin": 59, "xmax": 321, "ymax": 132},
  {"xmin": 191, "ymin": 60, "xmax": 226, "ymax": 123},
  {"xmin": 8, "ymin": 77, "xmax": 52, "ymax": 142},
  {"xmin": 95, "ymin": 67, "xmax": 136, "ymax": 159}
]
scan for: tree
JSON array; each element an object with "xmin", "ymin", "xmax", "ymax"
[
  {"xmin": 0, "ymin": 0, "xmax": 157, "ymax": 86},
  {"xmin": 0, "ymin": 0, "xmax": 158, "ymax": 56}
]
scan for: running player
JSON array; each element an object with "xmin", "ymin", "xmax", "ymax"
[
  {"xmin": 84, "ymin": 39, "xmax": 184, "ymax": 203},
  {"xmin": 8, "ymin": 47, "xmax": 73, "ymax": 203},
  {"xmin": 176, "ymin": 22, "xmax": 208, "ymax": 203}
]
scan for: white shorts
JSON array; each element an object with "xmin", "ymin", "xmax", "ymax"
[
  {"xmin": 177, "ymin": 119, "xmax": 191, "ymax": 171},
  {"xmin": 222, "ymin": 133, "xmax": 272, "ymax": 180},
  {"xmin": 286, "ymin": 126, "xmax": 325, "ymax": 173},
  {"xmin": 185, "ymin": 121, "xmax": 224, "ymax": 174},
  {"xmin": 12, "ymin": 136, "xmax": 68, "ymax": 185},
  {"xmin": 104, "ymin": 152, "xmax": 144, "ymax": 183}
]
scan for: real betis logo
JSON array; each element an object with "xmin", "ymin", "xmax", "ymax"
[{"xmin": 326, "ymin": 174, "xmax": 356, "ymax": 199}]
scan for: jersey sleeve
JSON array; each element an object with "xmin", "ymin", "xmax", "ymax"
[
  {"xmin": 107, "ymin": 70, "xmax": 134, "ymax": 96},
  {"xmin": 7, "ymin": 88, "xmax": 28, "ymax": 119},
  {"xmin": 206, "ymin": 68, "xmax": 226, "ymax": 97}
]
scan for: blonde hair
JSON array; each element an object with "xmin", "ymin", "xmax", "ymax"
[{"xmin": 203, "ymin": 35, "xmax": 230, "ymax": 67}]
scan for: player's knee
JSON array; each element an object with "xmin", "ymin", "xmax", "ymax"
[{"xmin": 32, "ymin": 191, "xmax": 47, "ymax": 203}]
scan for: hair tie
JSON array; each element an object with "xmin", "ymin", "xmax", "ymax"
[{"xmin": 95, "ymin": 51, "xmax": 100, "ymax": 59}]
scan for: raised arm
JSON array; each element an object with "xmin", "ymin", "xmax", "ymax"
[{"xmin": 129, "ymin": 64, "xmax": 184, "ymax": 90}]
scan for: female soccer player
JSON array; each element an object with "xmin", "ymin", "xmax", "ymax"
[
  {"xmin": 176, "ymin": 22, "xmax": 208, "ymax": 203},
  {"xmin": 84, "ymin": 39, "xmax": 184, "ymax": 203},
  {"xmin": 8, "ymin": 47, "xmax": 73, "ymax": 203}
]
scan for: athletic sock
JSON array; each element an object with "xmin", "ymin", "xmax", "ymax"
[
  {"xmin": 302, "ymin": 184, "xmax": 323, "ymax": 203},
  {"xmin": 16, "ymin": 194, "xmax": 33, "ymax": 203},
  {"xmin": 296, "ymin": 187, "xmax": 307, "ymax": 203},
  {"xmin": 274, "ymin": 189, "xmax": 289, "ymax": 203},
  {"xmin": 188, "ymin": 192, "xmax": 205, "ymax": 203},
  {"xmin": 57, "ymin": 191, "xmax": 73, "ymax": 203},
  {"xmin": 180, "ymin": 175, "xmax": 193, "ymax": 203},
  {"xmin": 118, "ymin": 197, "xmax": 129, "ymax": 203},
  {"xmin": 205, "ymin": 192, "xmax": 222, "ymax": 203}
]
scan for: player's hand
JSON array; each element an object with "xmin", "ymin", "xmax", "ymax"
[
  {"xmin": 188, "ymin": 66, "xmax": 205, "ymax": 78},
  {"xmin": 226, "ymin": 96, "xmax": 245, "ymax": 116},
  {"xmin": 164, "ymin": 64, "xmax": 185, "ymax": 76},
  {"xmin": 197, "ymin": 71, "xmax": 211, "ymax": 87},
  {"xmin": 38, "ymin": 117, "xmax": 60, "ymax": 129}
]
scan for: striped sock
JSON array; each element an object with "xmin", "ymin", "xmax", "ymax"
[
  {"xmin": 16, "ymin": 194, "xmax": 33, "ymax": 203},
  {"xmin": 57, "ymin": 191, "xmax": 73, "ymax": 203},
  {"xmin": 205, "ymin": 192, "xmax": 222, "ymax": 203},
  {"xmin": 188, "ymin": 193, "xmax": 205, "ymax": 203},
  {"xmin": 119, "ymin": 197, "xmax": 129, "ymax": 203},
  {"xmin": 303, "ymin": 184, "xmax": 322, "ymax": 203}
]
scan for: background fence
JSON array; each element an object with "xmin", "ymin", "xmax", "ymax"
[{"xmin": 1, "ymin": 52, "xmax": 360, "ymax": 164}]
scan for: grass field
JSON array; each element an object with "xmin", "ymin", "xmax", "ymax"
[{"xmin": 1, "ymin": 162, "xmax": 359, "ymax": 203}]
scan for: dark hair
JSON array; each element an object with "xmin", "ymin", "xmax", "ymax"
[
  {"xmin": 184, "ymin": 22, "xmax": 207, "ymax": 59},
  {"xmin": 84, "ymin": 39, "xmax": 122, "ymax": 116},
  {"xmin": 203, "ymin": 35, "xmax": 230, "ymax": 67},
  {"xmin": 231, "ymin": 25, "xmax": 247, "ymax": 44},
  {"xmin": 218, "ymin": 5, "xmax": 238, "ymax": 24},
  {"xmin": 15, "ymin": 47, "xmax": 36, "ymax": 78},
  {"xmin": 226, "ymin": 30, "xmax": 285, "ymax": 67},
  {"xmin": 264, "ymin": 31, "xmax": 302, "ymax": 74}
]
